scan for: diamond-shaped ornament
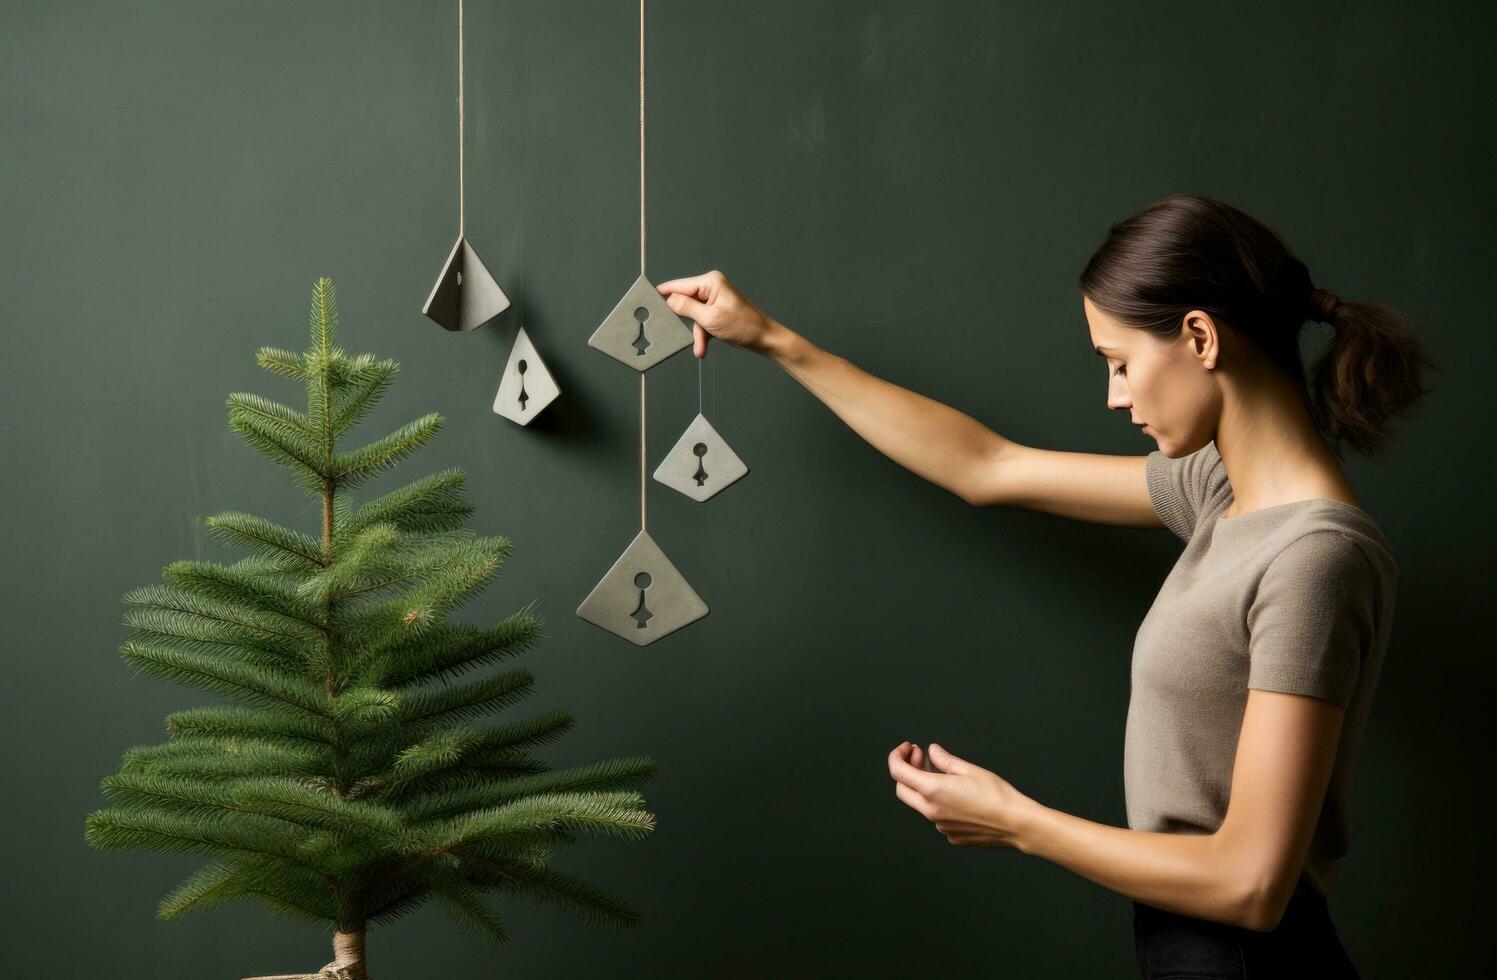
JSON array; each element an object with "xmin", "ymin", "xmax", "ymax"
[
  {"xmin": 422, "ymin": 235, "xmax": 511, "ymax": 332},
  {"xmin": 653, "ymin": 413, "xmax": 748, "ymax": 502},
  {"xmin": 576, "ymin": 529, "xmax": 708, "ymax": 646},
  {"xmin": 492, "ymin": 326, "xmax": 560, "ymax": 425},
  {"xmin": 586, "ymin": 273, "xmax": 693, "ymax": 371}
]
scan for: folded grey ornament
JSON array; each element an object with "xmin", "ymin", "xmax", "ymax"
[{"xmin": 422, "ymin": 235, "xmax": 511, "ymax": 332}]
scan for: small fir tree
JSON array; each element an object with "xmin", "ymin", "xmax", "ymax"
[{"xmin": 85, "ymin": 278, "xmax": 656, "ymax": 980}]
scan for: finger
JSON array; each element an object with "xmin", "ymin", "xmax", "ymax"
[
  {"xmin": 887, "ymin": 742, "xmax": 915, "ymax": 780},
  {"xmin": 886, "ymin": 741, "xmax": 912, "ymax": 778},
  {"xmin": 665, "ymin": 291, "xmax": 711, "ymax": 323},
  {"xmin": 909, "ymin": 743, "xmax": 927, "ymax": 771},
  {"xmin": 894, "ymin": 780, "xmax": 932, "ymax": 819},
  {"xmin": 927, "ymin": 742, "xmax": 971, "ymax": 776},
  {"xmin": 694, "ymin": 322, "xmax": 710, "ymax": 359},
  {"xmin": 888, "ymin": 746, "xmax": 941, "ymax": 795},
  {"xmin": 656, "ymin": 273, "xmax": 715, "ymax": 299}
]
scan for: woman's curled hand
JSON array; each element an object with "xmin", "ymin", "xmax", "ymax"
[{"xmin": 887, "ymin": 741, "xmax": 1036, "ymax": 850}]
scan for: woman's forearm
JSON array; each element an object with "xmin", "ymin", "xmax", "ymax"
[
  {"xmin": 763, "ymin": 321, "xmax": 1013, "ymax": 504},
  {"xmin": 1016, "ymin": 802, "xmax": 1265, "ymax": 930}
]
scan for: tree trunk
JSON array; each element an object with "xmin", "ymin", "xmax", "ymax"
[{"xmin": 242, "ymin": 928, "xmax": 368, "ymax": 980}]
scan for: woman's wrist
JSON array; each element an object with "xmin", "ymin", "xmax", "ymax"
[
  {"xmin": 761, "ymin": 319, "xmax": 809, "ymax": 365},
  {"xmin": 1011, "ymin": 796, "xmax": 1051, "ymax": 856}
]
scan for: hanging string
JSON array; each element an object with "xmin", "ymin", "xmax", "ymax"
[
  {"xmin": 517, "ymin": 0, "xmax": 525, "ymax": 328},
  {"xmin": 638, "ymin": 0, "xmax": 648, "ymax": 531},
  {"xmin": 640, "ymin": 373, "xmax": 647, "ymax": 529},
  {"xmin": 697, "ymin": 356, "xmax": 703, "ymax": 416},
  {"xmin": 639, "ymin": 0, "xmax": 647, "ymax": 278},
  {"xmin": 458, "ymin": 0, "xmax": 465, "ymax": 238}
]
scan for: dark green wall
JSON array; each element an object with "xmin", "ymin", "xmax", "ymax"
[{"xmin": 3, "ymin": 1, "xmax": 1488, "ymax": 975}]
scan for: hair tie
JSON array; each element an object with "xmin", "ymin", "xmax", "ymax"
[{"xmin": 1309, "ymin": 287, "xmax": 1341, "ymax": 324}]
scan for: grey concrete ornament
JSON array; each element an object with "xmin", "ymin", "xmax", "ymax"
[
  {"xmin": 576, "ymin": 529, "xmax": 708, "ymax": 646},
  {"xmin": 422, "ymin": 236, "xmax": 511, "ymax": 332},
  {"xmin": 492, "ymin": 326, "xmax": 559, "ymax": 425},
  {"xmin": 653, "ymin": 413, "xmax": 748, "ymax": 502},
  {"xmin": 587, "ymin": 273, "xmax": 693, "ymax": 371}
]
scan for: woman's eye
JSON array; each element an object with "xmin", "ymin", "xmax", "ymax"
[{"xmin": 1112, "ymin": 364, "xmax": 1126, "ymax": 377}]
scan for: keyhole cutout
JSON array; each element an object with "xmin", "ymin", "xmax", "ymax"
[
  {"xmin": 630, "ymin": 571, "xmax": 654, "ymax": 629},
  {"xmin": 631, "ymin": 306, "xmax": 652, "ymax": 356},
  {"xmin": 691, "ymin": 442, "xmax": 709, "ymax": 486},
  {"xmin": 516, "ymin": 358, "xmax": 529, "ymax": 411}
]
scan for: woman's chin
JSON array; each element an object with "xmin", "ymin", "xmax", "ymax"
[{"xmin": 1149, "ymin": 433, "xmax": 1198, "ymax": 459}]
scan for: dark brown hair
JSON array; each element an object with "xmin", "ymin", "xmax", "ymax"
[{"xmin": 1078, "ymin": 193, "xmax": 1435, "ymax": 457}]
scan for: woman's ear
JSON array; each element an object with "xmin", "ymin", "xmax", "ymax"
[{"xmin": 1182, "ymin": 309, "xmax": 1220, "ymax": 370}]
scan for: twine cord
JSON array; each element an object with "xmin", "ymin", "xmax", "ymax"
[
  {"xmin": 518, "ymin": 0, "xmax": 525, "ymax": 326},
  {"xmin": 458, "ymin": 0, "xmax": 465, "ymax": 237},
  {"xmin": 638, "ymin": 0, "xmax": 647, "ymax": 531},
  {"xmin": 640, "ymin": 373, "xmax": 647, "ymax": 529},
  {"xmin": 639, "ymin": 0, "xmax": 646, "ymax": 277}
]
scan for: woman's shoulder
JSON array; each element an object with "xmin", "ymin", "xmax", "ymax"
[{"xmin": 1265, "ymin": 502, "xmax": 1398, "ymax": 585}]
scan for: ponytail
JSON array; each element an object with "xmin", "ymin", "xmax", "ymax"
[{"xmin": 1310, "ymin": 298, "xmax": 1436, "ymax": 457}]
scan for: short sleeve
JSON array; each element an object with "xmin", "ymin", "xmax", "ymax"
[
  {"xmin": 1246, "ymin": 531, "xmax": 1380, "ymax": 709},
  {"xmin": 1145, "ymin": 441, "xmax": 1229, "ymax": 541}
]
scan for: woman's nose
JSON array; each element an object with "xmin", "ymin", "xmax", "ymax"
[{"xmin": 1107, "ymin": 378, "xmax": 1131, "ymax": 411}]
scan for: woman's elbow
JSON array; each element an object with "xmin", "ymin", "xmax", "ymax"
[
  {"xmin": 1235, "ymin": 875, "xmax": 1294, "ymax": 933},
  {"xmin": 1238, "ymin": 898, "xmax": 1287, "ymax": 933}
]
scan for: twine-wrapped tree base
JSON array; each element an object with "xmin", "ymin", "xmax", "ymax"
[
  {"xmin": 244, "ymin": 930, "xmax": 368, "ymax": 980},
  {"xmin": 242, "ymin": 967, "xmax": 361, "ymax": 980}
]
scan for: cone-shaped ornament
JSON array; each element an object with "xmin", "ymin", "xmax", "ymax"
[{"xmin": 423, "ymin": 235, "xmax": 511, "ymax": 332}]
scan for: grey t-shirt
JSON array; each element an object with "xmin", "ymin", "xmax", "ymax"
[{"xmin": 1125, "ymin": 440, "xmax": 1397, "ymax": 897}]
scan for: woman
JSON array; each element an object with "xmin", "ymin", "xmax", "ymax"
[{"xmin": 656, "ymin": 193, "xmax": 1431, "ymax": 979}]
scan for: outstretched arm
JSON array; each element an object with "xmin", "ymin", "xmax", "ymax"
[
  {"xmin": 889, "ymin": 688, "xmax": 1344, "ymax": 931},
  {"xmin": 657, "ymin": 270, "xmax": 1162, "ymax": 527}
]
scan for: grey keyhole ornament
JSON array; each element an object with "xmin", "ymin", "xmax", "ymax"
[
  {"xmin": 587, "ymin": 273, "xmax": 693, "ymax": 371},
  {"xmin": 653, "ymin": 413, "xmax": 749, "ymax": 502},
  {"xmin": 576, "ymin": 529, "xmax": 708, "ymax": 646},
  {"xmin": 422, "ymin": 235, "xmax": 511, "ymax": 332},
  {"xmin": 493, "ymin": 326, "xmax": 560, "ymax": 425}
]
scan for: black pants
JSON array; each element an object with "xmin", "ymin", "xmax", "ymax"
[{"xmin": 1133, "ymin": 891, "xmax": 1359, "ymax": 979}]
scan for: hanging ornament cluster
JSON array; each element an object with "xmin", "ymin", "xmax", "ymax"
[
  {"xmin": 576, "ymin": 0, "xmax": 749, "ymax": 646},
  {"xmin": 423, "ymin": 0, "xmax": 560, "ymax": 427},
  {"xmin": 419, "ymin": 0, "xmax": 747, "ymax": 644}
]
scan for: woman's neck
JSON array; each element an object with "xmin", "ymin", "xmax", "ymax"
[{"xmin": 1212, "ymin": 369, "xmax": 1360, "ymax": 518}]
